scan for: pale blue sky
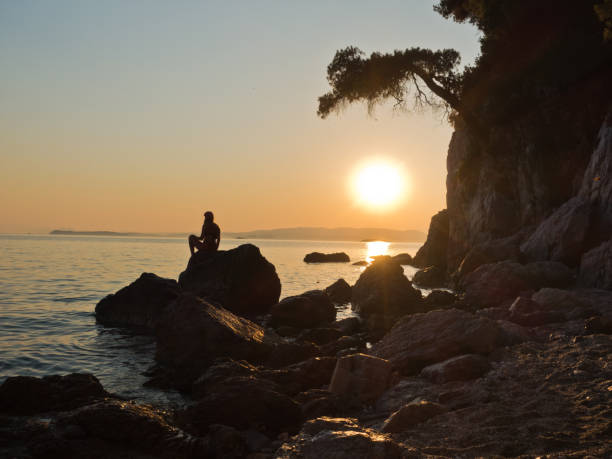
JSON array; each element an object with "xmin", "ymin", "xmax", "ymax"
[{"xmin": 0, "ymin": 1, "xmax": 480, "ymax": 233}]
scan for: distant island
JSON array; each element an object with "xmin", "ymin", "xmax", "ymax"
[{"xmin": 50, "ymin": 227, "xmax": 426, "ymax": 242}]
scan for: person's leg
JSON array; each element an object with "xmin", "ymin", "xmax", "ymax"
[{"xmin": 188, "ymin": 235, "xmax": 198, "ymax": 255}]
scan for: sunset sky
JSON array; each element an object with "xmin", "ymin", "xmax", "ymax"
[{"xmin": 0, "ymin": 1, "xmax": 479, "ymax": 234}]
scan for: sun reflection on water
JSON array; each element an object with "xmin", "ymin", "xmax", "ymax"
[{"xmin": 366, "ymin": 241, "xmax": 390, "ymax": 263}]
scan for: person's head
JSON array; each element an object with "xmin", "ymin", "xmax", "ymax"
[{"xmin": 204, "ymin": 211, "xmax": 214, "ymax": 222}]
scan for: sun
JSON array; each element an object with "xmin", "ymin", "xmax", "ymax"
[{"xmin": 353, "ymin": 160, "xmax": 405, "ymax": 209}]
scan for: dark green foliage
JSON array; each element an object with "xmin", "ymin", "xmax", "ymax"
[
  {"xmin": 595, "ymin": 0, "xmax": 612, "ymax": 40},
  {"xmin": 318, "ymin": 0, "xmax": 612, "ymax": 132},
  {"xmin": 318, "ymin": 47, "xmax": 463, "ymax": 119}
]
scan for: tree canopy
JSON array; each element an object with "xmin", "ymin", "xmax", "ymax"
[
  {"xmin": 317, "ymin": 46, "xmax": 475, "ymax": 126},
  {"xmin": 317, "ymin": 0, "xmax": 612, "ymax": 131}
]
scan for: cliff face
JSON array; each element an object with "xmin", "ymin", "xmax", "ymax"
[{"xmin": 444, "ymin": 73, "xmax": 612, "ymax": 288}]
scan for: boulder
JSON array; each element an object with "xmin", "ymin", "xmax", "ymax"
[
  {"xmin": 270, "ymin": 290, "xmax": 336, "ymax": 329},
  {"xmin": 58, "ymin": 399, "xmax": 214, "ymax": 457},
  {"xmin": 324, "ymin": 278, "xmax": 352, "ymax": 304},
  {"xmin": 520, "ymin": 197, "xmax": 592, "ymax": 266},
  {"xmin": 413, "ymin": 209, "xmax": 449, "ymax": 269},
  {"xmin": 304, "ymin": 252, "xmax": 350, "ymax": 263},
  {"xmin": 584, "ymin": 315, "xmax": 612, "ymax": 334},
  {"xmin": 178, "ymin": 244, "xmax": 281, "ymax": 316},
  {"xmin": 352, "ymin": 260, "xmax": 369, "ymax": 266},
  {"xmin": 274, "ymin": 417, "xmax": 402, "ymax": 459},
  {"xmin": 0, "ymin": 373, "xmax": 109, "ymax": 415},
  {"xmin": 298, "ymin": 327, "xmax": 343, "ymax": 345},
  {"xmin": 392, "ymin": 253, "xmax": 414, "ymax": 265},
  {"xmin": 351, "ymin": 256, "xmax": 422, "ymax": 318},
  {"xmin": 178, "ymin": 376, "xmax": 302, "ymax": 436},
  {"xmin": 155, "ymin": 294, "xmax": 274, "ymax": 385},
  {"xmin": 371, "ymin": 309, "xmax": 510, "ymax": 374},
  {"xmin": 412, "ymin": 266, "xmax": 446, "ymax": 288},
  {"xmin": 334, "ymin": 317, "xmax": 362, "ymax": 335},
  {"xmin": 328, "ymin": 353, "xmax": 392, "ymax": 403},
  {"xmin": 578, "ymin": 239, "xmax": 612, "ymax": 289},
  {"xmin": 381, "ymin": 400, "xmax": 446, "ymax": 433},
  {"xmin": 531, "ymin": 287, "xmax": 612, "ymax": 313},
  {"xmin": 420, "ymin": 354, "xmax": 490, "ymax": 383},
  {"xmin": 423, "ymin": 290, "xmax": 457, "ymax": 308},
  {"xmin": 266, "ymin": 341, "xmax": 321, "ymax": 369},
  {"xmin": 95, "ymin": 273, "xmax": 180, "ymax": 330},
  {"xmin": 456, "ymin": 234, "xmax": 523, "ymax": 278},
  {"xmin": 463, "ymin": 260, "xmax": 574, "ymax": 308}
]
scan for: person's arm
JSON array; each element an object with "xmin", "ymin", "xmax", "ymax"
[
  {"xmin": 199, "ymin": 223, "xmax": 206, "ymax": 240},
  {"xmin": 215, "ymin": 227, "xmax": 221, "ymax": 250}
]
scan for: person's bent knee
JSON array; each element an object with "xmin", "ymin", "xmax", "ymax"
[{"xmin": 188, "ymin": 234, "xmax": 198, "ymax": 243}]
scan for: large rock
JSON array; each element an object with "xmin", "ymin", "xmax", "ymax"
[
  {"xmin": 412, "ymin": 266, "xmax": 446, "ymax": 288},
  {"xmin": 178, "ymin": 376, "xmax": 302, "ymax": 436},
  {"xmin": 520, "ymin": 197, "xmax": 592, "ymax": 266},
  {"xmin": 351, "ymin": 256, "xmax": 422, "ymax": 318},
  {"xmin": 0, "ymin": 373, "xmax": 109, "ymax": 415},
  {"xmin": 178, "ymin": 244, "xmax": 281, "ymax": 316},
  {"xmin": 155, "ymin": 294, "xmax": 274, "ymax": 384},
  {"xmin": 371, "ymin": 309, "xmax": 511, "ymax": 374},
  {"xmin": 413, "ymin": 209, "xmax": 449, "ymax": 269},
  {"xmin": 324, "ymin": 278, "xmax": 352, "ymax": 304},
  {"xmin": 578, "ymin": 238, "xmax": 612, "ymax": 289},
  {"xmin": 95, "ymin": 273, "xmax": 180, "ymax": 330},
  {"xmin": 270, "ymin": 290, "xmax": 336, "ymax": 329},
  {"xmin": 381, "ymin": 400, "xmax": 446, "ymax": 433},
  {"xmin": 456, "ymin": 233, "xmax": 523, "ymax": 278},
  {"xmin": 328, "ymin": 354, "xmax": 392, "ymax": 403},
  {"xmin": 58, "ymin": 399, "xmax": 214, "ymax": 458},
  {"xmin": 303, "ymin": 252, "xmax": 350, "ymax": 263},
  {"xmin": 463, "ymin": 260, "xmax": 574, "ymax": 308},
  {"xmin": 274, "ymin": 417, "xmax": 402, "ymax": 459},
  {"xmin": 420, "ymin": 354, "xmax": 490, "ymax": 383},
  {"xmin": 532, "ymin": 288, "xmax": 612, "ymax": 313}
]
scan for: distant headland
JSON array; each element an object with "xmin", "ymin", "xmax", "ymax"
[{"xmin": 50, "ymin": 227, "xmax": 426, "ymax": 242}]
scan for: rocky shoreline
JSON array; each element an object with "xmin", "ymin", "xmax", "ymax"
[{"xmin": 1, "ymin": 243, "xmax": 611, "ymax": 458}]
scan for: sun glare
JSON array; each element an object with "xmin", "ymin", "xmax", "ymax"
[
  {"xmin": 366, "ymin": 241, "xmax": 390, "ymax": 263},
  {"xmin": 353, "ymin": 161, "xmax": 404, "ymax": 209}
]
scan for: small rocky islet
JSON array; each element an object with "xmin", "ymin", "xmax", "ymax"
[{"xmin": 1, "ymin": 236, "xmax": 611, "ymax": 458}]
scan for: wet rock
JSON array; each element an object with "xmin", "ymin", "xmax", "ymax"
[
  {"xmin": 270, "ymin": 290, "xmax": 335, "ymax": 329},
  {"xmin": 0, "ymin": 373, "xmax": 109, "ymax": 415},
  {"xmin": 420, "ymin": 354, "xmax": 490, "ymax": 383},
  {"xmin": 298, "ymin": 327, "xmax": 343, "ymax": 345},
  {"xmin": 155, "ymin": 294, "xmax": 274, "ymax": 385},
  {"xmin": 423, "ymin": 290, "xmax": 457, "ymax": 308},
  {"xmin": 463, "ymin": 260, "xmax": 574, "ymax": 308},
  {"xmin": 178, "ymin": 376, "xmax": 302, "ymax": 436},
  {"xmin": 95, "ymin": 273, "xmax": 180, "ymax": 330},
  {"xmin": 578, "ymin": 238, "xmax": 612, "ymax": 289},
  {"xmin": 413, "ymin": 266, "xmax": 446, "ymax": 288},
  {"xmin": 323, "ymin": 335, "xmax": 365, "ymax": 356},
  {"xmin": 334, "ymin": 317, "xmax": 362, "ymax": 335},
  {"xmin": 329, "ymin": 353, "xmax": 392, "ymax": 403},
  {"xmin": 352, "ymin": 260, "xmax": 368, "ymax": 266},
  {"xmin": 178, "ymin": 243, "xmax": 281, "ymax": 316},
  {"xmin": 413, "ymin": 209, "xmax": 449, "ymax": 269},
  {"xmin": 381, "ymin": 400, "xmax": 446, "ymax": 433},
  {"xmin": 303, "ymin": 252, "xmax": 350, "ymax": 263},
  {"xmin": 274, "ymin": 417, "xmax": 402, "ymax": 459},
  {"xmin": 58, "ymin": 399, "xmax": 213, "ymax": 458},
  {"xmin": 351, "ymin": 257, "xmax": 422, "ymax": 318},
  {"xmin": 506, "ymin": 296, "xmax": 566, "ymax": 326},
  {"xmin": 192, "ymin": 359, "xmax": 258, "ymax": 399},
  {"xmin": 392, "ymin": 253, "xmax": 414, "ymax": 265},
  {"xmin": 371, "ymin": 309, "xmax": 510, "ymax": 374},
  {"xmin": 324, "ymin": 278, "xmax": 352, "ymax": 304}
]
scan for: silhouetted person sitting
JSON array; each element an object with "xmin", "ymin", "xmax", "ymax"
[{"xmin": 189, "ymin": 211, "xmax": 220, "ymax": 255}]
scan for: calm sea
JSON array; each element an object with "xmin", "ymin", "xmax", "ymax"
[{"xmin": 0, "ymin": 235, "xmax": 422, "ymax": 407}]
